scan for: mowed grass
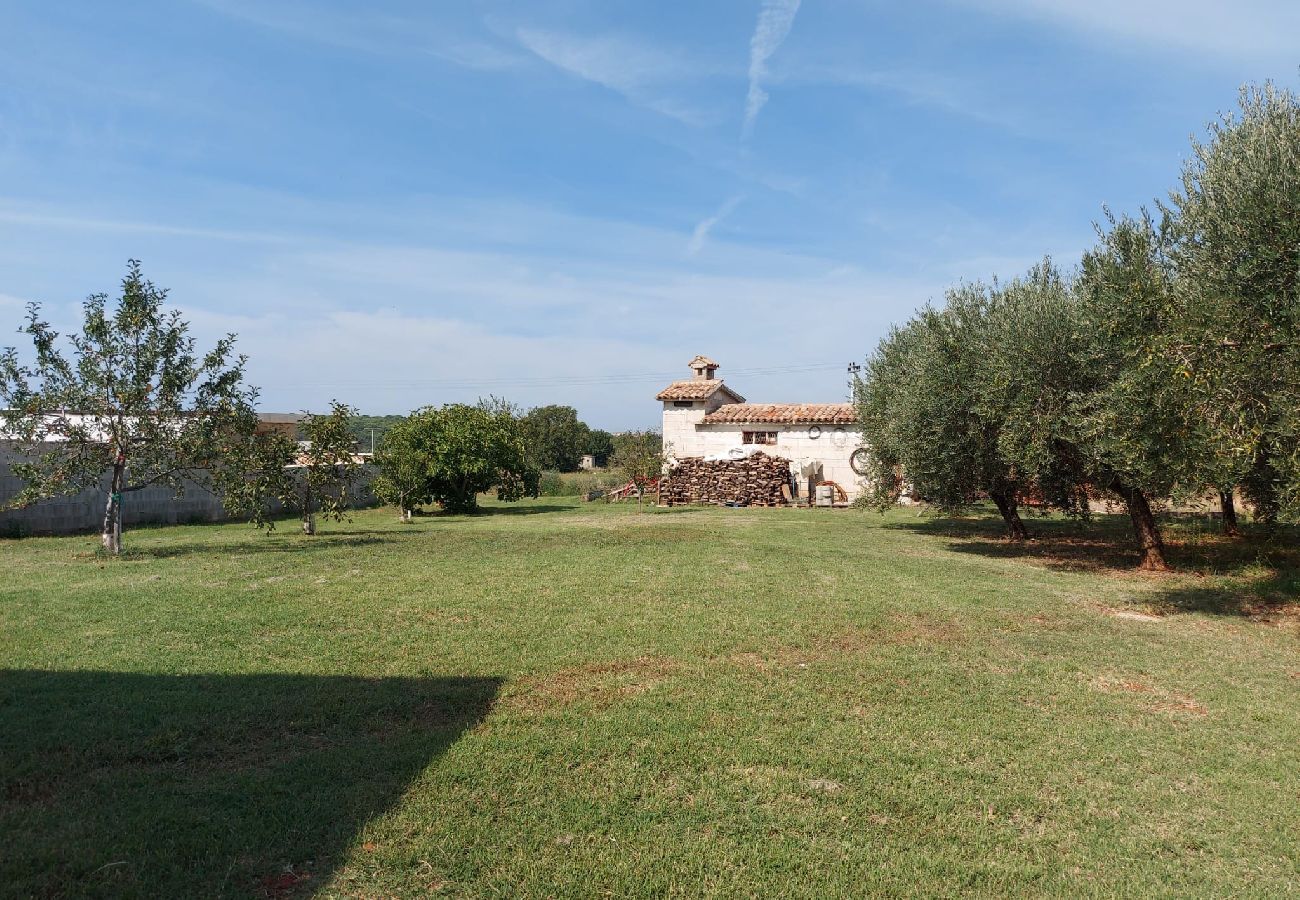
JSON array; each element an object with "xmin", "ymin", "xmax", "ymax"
[{"xmin": 1, "ymin": 500, "xmax": 1297, "ymax": 898}]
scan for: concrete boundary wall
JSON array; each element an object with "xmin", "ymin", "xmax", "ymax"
[{"xmin": 0, "ymin": 446, "xmax": 377, "ymax": 537}]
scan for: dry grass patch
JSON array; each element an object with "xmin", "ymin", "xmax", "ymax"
[
  {"xmin": 503, "ymin": 655, "xmax": 680, "ymax": 713},
  {"xmin": 1101, "ymin": 607, "xmax": 1164, "ymax": 623},
  {"xmin": 718, "ymin": 616, "xmax": 961, "ymax": 675},
  {"xmin": 1087, "ymin": 674, "xmax": 1208, "ymax": 717}
]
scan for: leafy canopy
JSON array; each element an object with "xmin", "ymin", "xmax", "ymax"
[
  {"xmin": 373, "ymin": 402, "xmax": 539, "ymax": 514},
  {"xmin": 0, "ymin": 260, "xmax": 259, "ymax": 552},
  {"xmin": 520, "ymin": 404, "xmax": 590, "ymax": 473},
  {"xmin": 1165, "ymin": 82, "xmax": 1300, "ymax": 521}
]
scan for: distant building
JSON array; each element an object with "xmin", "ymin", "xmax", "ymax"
[
  {"xmin": 579, "ymin": 454, "xmax": 596, "ymax": 470},
  {"xmin": 656, "ymin": 356, "xmax": 866, "ymax": 502},
  {"xmin": 255, "ymin": 413, "xmax": 303, "ymax": 440}
]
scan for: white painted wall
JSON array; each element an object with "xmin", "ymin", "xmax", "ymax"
[
  {"xmin": 661, "ymin": 403, "xmax": 707, "ymax": 459},
  {"xmin": 660, "ymin": 392, "xmax": 736, "ymax": 460},
  {"xmin": 694, "ymin": 423, "xmax": 865, "ymax": 501}
]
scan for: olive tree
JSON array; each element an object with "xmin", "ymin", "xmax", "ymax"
[
  {"xmin": 854, "ymin": 282, "xmax": 1030, "ymax": 540},
  {"xmin": 0, "ymin": 261, "xmax": 260, "ymax": 554},
  {"xmin": 1165, "ymin": 83, "xmax": 1300, "ymax": 526},
  {"xmin": 980, "ymin": 247, "xmax": 1201, "ymax": 571}
]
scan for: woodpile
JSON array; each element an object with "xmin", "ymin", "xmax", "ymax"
[{"xmin": 660, "ymin": 452, "xmax": 792, "ymax": 507}]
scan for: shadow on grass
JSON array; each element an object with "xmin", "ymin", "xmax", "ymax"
[
  {"xmin": 884, "ymin": 508, "xmax": 1300, "ymax": 618},
  {"xmin": 120, "ymin": 534, "xmax": 400, "ymax": 560},
  {"xmin": 1149, "ymin": 568, "xmax": 1300, "ymax": 619},
  {"xmin": 0, "ymin": 670, "xmax": 499, "ymax": 897},
  {"xmin": 431, "ymin": 502, "xmax": 574, "ymax": 517}
]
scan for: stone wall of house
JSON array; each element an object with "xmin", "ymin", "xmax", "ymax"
[
  {"xmin": 660, "ymin": 391, "xmax": 735, "ymax": 459},
  {"xmin": 661, "ymin": 403, "xmax": 707, "ymax": 459}
]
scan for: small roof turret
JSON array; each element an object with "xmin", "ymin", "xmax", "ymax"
[{"xmin": 688, "ymin": 355, "xmax": 720, "ymax": 381}]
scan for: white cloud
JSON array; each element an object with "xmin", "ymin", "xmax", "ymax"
[
  {"xmin": 193, "ymin": 0, "xmax": 528, "ymax": 70},
  {"xmin": 958, "ymin": 0, "xmax": 1300, "ymax": 64},
  {"xmin": 0, "ymin": 206, "xmax": 289, "ymax": 244},
  {"xmin": 744, "ymin": 0, "xmax": 801, "ymax": 139},
  {"xmin": 171, "ymin": 260, "xmax": 924, "ymax": 427},
  {"xmin": 686, "ymin": 195, "xmax": 746, "ymax": 256},
  {"xmin": 0, "ymin": 193, "xmax": 952, "ymax": 427},
  {"xmin": 514, "ymin": 28, "xmax": 713, "ymax": 124}
]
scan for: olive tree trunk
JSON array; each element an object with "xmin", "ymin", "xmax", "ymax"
[
  {"xmin": 1112, "ymin": 478, "xmax": 1167, "ymax": 571},
  {"xmin": 1219, "ymin": 490, "xmax": 1240, "ymax": 537},
  {"xmin": 989, "ymin": 488, "xmax": 1029, "ymax": 541}
]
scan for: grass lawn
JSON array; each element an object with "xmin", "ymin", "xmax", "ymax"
[{"xmin": 1, "ymin": 500, "xmax": 1297, "ymax": 897}]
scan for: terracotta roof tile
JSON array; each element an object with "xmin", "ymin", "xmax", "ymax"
[
  {"xmin": 699, "ymin": 403, "xmax": 857, "ymax": 425},
  {"xmin": 655, "ymin": 380, "xmax": 746, "ymax": 402}
]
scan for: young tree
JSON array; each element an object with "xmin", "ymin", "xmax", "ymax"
[
  {"xmin": 0, "ymin": 261, "xmax": 260, "ymax": 554},
  {"xmin": 371, "ymin": 413, "xmax": 430, "ymax": 521},
  {"xmin": 854, "ymin": 283, "xmax": 1031, "ymax": 540},
  {"xmin": 219, "ymin": 402, "xmax": 362, "ymax": 535},
  {"xmin": 1165, "ymin": 83, "xmax": 1300, "ymax": 526},
  {"xmin": 521, "ymin": 404, "xmax": 589, "ymax": 472},
  {"xmin": 291, "ymin": 402, "xmax": 362, "ymax": 535},
  {"xmin": 611, "ymin": 430, "xmax": 664, "ymax": 508},
  {"xmin": 374, "ymin": 402, "xmax": 539, "ymax": 514}
]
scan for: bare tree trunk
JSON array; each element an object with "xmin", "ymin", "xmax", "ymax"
[
  {"xmin": 301, "ymin": 481, "xmax": 315, "ymax": 535},
  {"xmin": 1219, "ymin": 489, "xmax": 1240, "ymax": 537},
  {"xmin": 989, "ymin": 488, "xmax": 1029, "ymax": 541},
  {"xmin": 101, "ymin": 460, "xmax": 125, "ymax": 554},
  {"xmin": 1113, "ymin": 479, "xmax": 1167, "ymax": 571}
]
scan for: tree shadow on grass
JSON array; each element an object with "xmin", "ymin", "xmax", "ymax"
[
  {"xmin": 423, "ymin": 503, "xmax": 576, "ymax": 517},
  {"xmin": 0, "ymin": 670, "xmax": 499, "ymax": 897},
  {"xmin": 884, "ymin": 512, "xmax": 1146, "ymax": 573},
  {"xmin": 121, "ymin": 534, "xmax": 399, "ymax": 560},
  {"xmin": 1150, "ymin": 568, "xmax": 1300, "ymax": 619},
  {"xmin": 883, "ymin": 509, "xmax": 1300, "ymax": 618}
]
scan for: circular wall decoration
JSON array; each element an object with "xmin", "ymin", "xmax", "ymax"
[
  {"xmin": 850, "ymin": 448, "xmax": 871, "ymax": 476},
  {"xmin": 830, "ymin": 427, "xmax": 848, "ymax": 448},
  {"xmin": 807, "ymin": 425, "xmax": 822, "ymax": 440}
]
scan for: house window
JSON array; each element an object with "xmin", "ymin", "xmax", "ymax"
[
  {"xmin": 742, "ymin": 430, "xmax": 778, "ymax": 445},
  {"xmin": 673, "ymin": 400, "xmax": 696, "ymax": 408}
]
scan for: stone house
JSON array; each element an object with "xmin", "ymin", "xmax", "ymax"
[{"xmin": 656, "ymin": 356, "xmax": 866, "ymax": 502}]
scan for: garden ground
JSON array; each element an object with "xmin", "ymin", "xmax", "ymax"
[{"xmin": 1, "ymin": 500, "xmax": 1297, "ymax": 897}]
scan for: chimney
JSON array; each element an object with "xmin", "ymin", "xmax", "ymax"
[{"xmin": 688, "ymin": 355, "xmax": 720, "ymax": 382}]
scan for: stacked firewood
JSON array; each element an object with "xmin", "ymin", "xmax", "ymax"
[{"xmin": 660, "ymin": 452, "xmax": 792, "ymax": 507}]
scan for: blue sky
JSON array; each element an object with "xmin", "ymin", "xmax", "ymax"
[{"xmin": 1, "ymin": 1, "xmax": 1297, "ymax": 429}]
